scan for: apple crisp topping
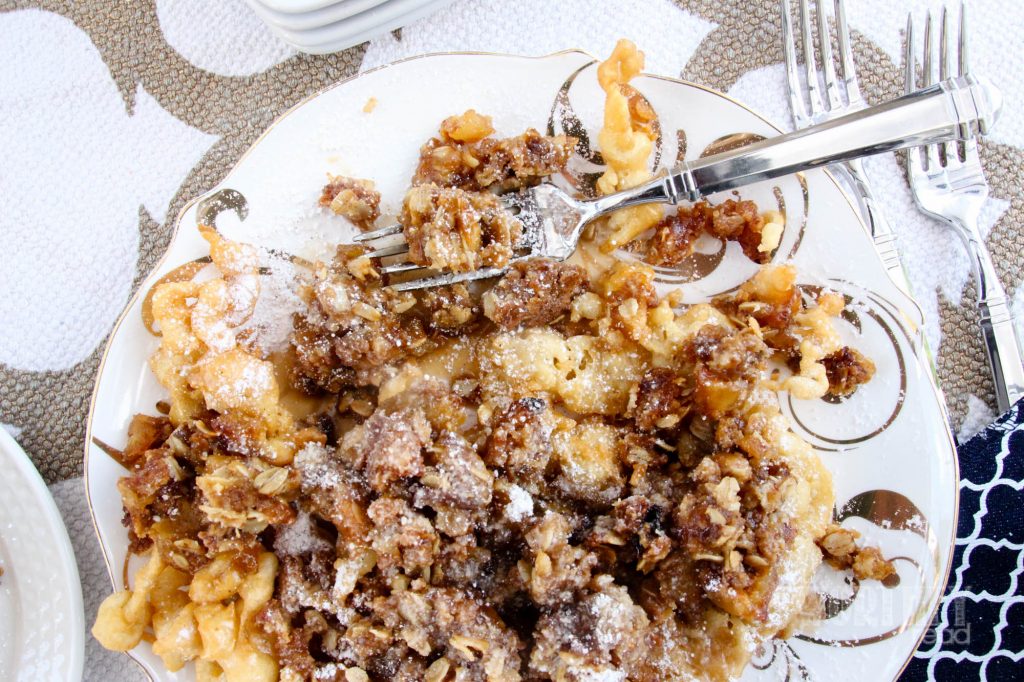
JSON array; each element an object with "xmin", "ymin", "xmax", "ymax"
[
  {"xmin": 320, "ymin": 176, "xmax": 382, "ymax": 232},
  {"xmin": 412, "ymin": 110, "xmax": 577, "ymax": 192},
  {"xmin": 648, "ymin": 199, "xmax": 778, "ymax": 266},
  {"xmin": 402, "ymin": 184, "xmax": 523, "ymax": 272},
  {"xmin": 93, "ymin": 38, "xmax": 895, "ymax": 682}
]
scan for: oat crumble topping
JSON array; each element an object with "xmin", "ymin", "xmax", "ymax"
[{"xmin": 91, "ymin": 40, "xmax": 895, "ymax": 682}]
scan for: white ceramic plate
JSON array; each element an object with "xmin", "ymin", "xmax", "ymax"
[
  {"xmin": 257, "ymin": 0, "xmax": 364, "ymax": 16},
  {"xmin": 249, "ymin": 0, "xmax": 453, "ymax": 54},
  {"xmin": 245, "ymin": 0, "xmax": 391, "ymax": 32},
  {"xmin": 0, "ymin": 428, "xmax": 84, "ymax": 682},
  {"xmin": 85, "ymin": 50, "xmax": 959, "ymax": 681}
]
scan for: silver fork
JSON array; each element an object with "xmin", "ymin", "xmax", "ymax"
[
  {"xmin": 782, "ymin": 0, "xmax": 911, "ymax": 294},
  {"xmin": 905, "ymin": 3, "xmax": 1024, "ymax": 412},
  {"xmin": 357, "ymin": 74, "xmax": 999, "ymax": 293}
]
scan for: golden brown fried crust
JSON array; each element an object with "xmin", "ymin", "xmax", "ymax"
[{"xmin": 483, "ymin": 258, "xmax": 590, "ymax": 330}]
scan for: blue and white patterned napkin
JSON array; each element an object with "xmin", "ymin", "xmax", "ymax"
[{"xmin": 902, "ymin": 399, "xmax": 1024, "ymax": 680}]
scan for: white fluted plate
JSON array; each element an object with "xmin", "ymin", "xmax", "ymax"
[{"xmin": 0, "ymin": 428, "xmax": 84, "ymax": 682}]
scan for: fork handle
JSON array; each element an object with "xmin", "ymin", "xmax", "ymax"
[
  {"xmin": 979, "ymin": 298, "xmax": 1024, "ymax": 413},
  {"xmin": 591, "ymin": 75, "xmax": 1000, "ymax": 214},
  {"xmin": 964, "ymin": 232, "xmax": 1024, "ymax": 412}
]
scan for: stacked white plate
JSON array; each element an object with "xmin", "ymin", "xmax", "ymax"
[{"xmin": 245, "ymin": 0, "xmax": 453, "ymax": 54}]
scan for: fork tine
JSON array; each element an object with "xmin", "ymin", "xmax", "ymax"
[
  {"xmin": 958, "ymin": 0, "xmax": 968, "ymax": 76},
  {"xmin": 390, "ymin": 266, "xmax": 507, "ymax": 292},
  {"xmin": 781, "ymin": 0, "xmax": 809, "ymax": 123},
  {"xmin": 953, "ymin": 1, "xmax": 978, "ymax": 152},
  {"xmin": 938, "ymin": 6, "xmax": 957, "ymax": 165},
  {"xmin": 834, "ymin": 0, "xmax": 861, "ymax": 102},
  {"xmin": 799, "ymin": 0, "xmax": 825, "ymax": 114},
  {"xmin": 939, "ymin": 6, "xmax": 951, "ymax": 81},
  {"xmin": 816, "ymin": 0, "xmax": 843, "ymax": 109},
  {"xmin": 921, "ymin": 10, "xmax": 942, "ymax": 170},
  {"xmin": 958, "ymin": 1, "xmax": 984, "ymax": 138},
  {"xmin": 381, "ymin": 261, "xmax": 425, "ymax": 276},
  {"xmin": 905, "ymin": 13, "xmax": 916, "ymax": 95},
  {"xmin": 905, "ymin": 13, "xmax": 926, "ymax": 173},
  {"xmin": 352, "ymin": 223, "xmax": 402, "ymax": 242},
  {"xmin": 922, "ymin": 10, "xmax": 934, "ymax": 87},
  {"xmin": 365, "ymin": 242, "xmax": 410, "ymax": 259}
]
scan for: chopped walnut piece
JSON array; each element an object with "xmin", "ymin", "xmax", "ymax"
[
  {"xmin": 401, "ymin": 184, "xmax": 522, "ymax": 272},
  {"xmin": 852, "ymin": 546, "xmax": 897, "ymax": 582},
  {"xmin": 419, "ymin": 283, "xmax": 480, "ymax": 334},
  {"xmin": 820, "ymin": 526, "xmax": 858, "ymax": 562},
  {"xmin": 439, "ymin": 109, "xmax": 495, "ymax": 143},
  {"xmin": 632, "ymin": 367, "xmax": 693, "ymax": 432},
  {"xmin": 482, "ymin": 258, "xmax": 589, "ymax": 329},
  {"xmin": 818, "ymin": 524, "xmax": 897, "ymax": 582},
  {"xmin": 319, "ymin": 175, "xmax": 381, "ymax": 231},
  {"xmin": 823, "ymin": 346, "xmax": 877, "ymax": 397},
  {"xmin": 530, "ymin": 580, "xmax": 650, "ymax": 681},
  {"xmin": 413, "ymin": 115, "xmax": 577, "ymax": 192},
  {"xmin": 649, "ymin": 199, "xmax": 770, "ymax": 266},
  {"xmin": 484, "ymin": 396, "xmax": 554, "ymax": 489},
  {"xmin": 368, "ymin": 497, "xmax": 439, "ymax": 576}
]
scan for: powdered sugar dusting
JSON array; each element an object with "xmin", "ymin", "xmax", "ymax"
[
  {"xmin": 274, "ymin": 510, "xmax": 329, "ymax": 557},
  {"xmin": 239, "ymin": 252, "xmax": 307, "ymax": 354},
  {"xmin": 294, "ymin": 442, "xmax": 342, "ymax": 489},
  {"xmin": 577, "ymin": 669, "xmax": 627, "ymax": 682},
  {"xmin": 313, "ymin": 663, "xmax": 341, "ymax": 680},
  {"xmin": 505, "ymin": 484, "xmax": 534, "ymax": 521}
]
